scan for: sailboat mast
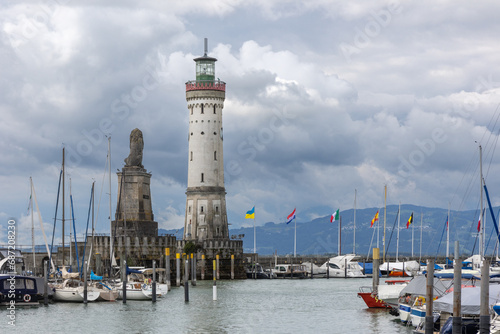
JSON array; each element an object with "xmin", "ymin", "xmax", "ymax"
[
  {"xmin": 69, "ymin": 178, "xmax": 72, "ymax": 269},
  {"xmin": 446, "ymin": 203, "xmax": 450, "ymax": 260},
  {"xmin": 480, "ymin": 144, "xmax": 484, "ymax": 258},
  {"xmin": 108, "ymin": 136, "xmax": 114, "ymax": 269},
  {"xmin": 30, "ymin": 177, "xmax": 35, "ymax": 274},
  {"xmin": 62, "ymin": 147, "xmax": 65, "ymax": 267},
  {"xmin": 419, "ymin": 212, "xmax": 423, "ymax": 262},
  {"xmin": 353, "ymin": 189, "xmax": 356, "ymax": 254},
  {"xmin": 396, "ymin": 202, "xmax": 400, "ymax": 262},
  {"xmin": 383, "ymin": 185, "xmax": 387, "ymax": 263},
  {"xmin": 88, "ymin": 180, "xmax": 95, "ymax": 273}
]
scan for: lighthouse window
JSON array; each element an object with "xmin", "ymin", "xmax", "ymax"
[
  {"xmin": 191, "ymin": 107, "xmax": 193, "ymax": 115},
  {"xmin": 213, "ymin": 106, "xmax": 216, "ymax": 114},
  {"xmin": 190, "ymin": 151, "xmax": 193, "ymax": 161},
  {"xmin": 214, "ymin": 151, "xmax": 217, "ymax": 160},
  {"xmin": 215, "ymin": 206, "xmax": 219, "ymax": 213},
  {"xmin": 201, "ymin": 206, "xmax": 204, "ymax": 213},
  {"xmin": 189, "ymin": 206, "xmax": 191, "ymax": 213},
  {"xmin": 213, "ymin": 132, "xmax": 217, "ymax": 135},
  {"xmin": 201, "ymin": 131, "xmax": 204, "ymax": 135},
  {"xmin": 201, "ymin": 105, "xmax": 204, "ymax": 114},
  {"xmin": 201, "ymin": 173, "xmax": 204, "ymax": 182}
]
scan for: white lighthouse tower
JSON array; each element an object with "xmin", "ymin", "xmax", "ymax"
[{"xmin": 184, "ymin": 39, "xmax": 229, "ymax": 242}]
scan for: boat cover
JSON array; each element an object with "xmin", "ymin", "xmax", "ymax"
[
  {"xmin": 399, "ymin": 275, "xmax": 450, "ymax": 297},
  {"xmin": 126, "ymin": 266, "xmax": 142, "ymax": 275},
  {"xmin": 433, "ymin": 285, "xmax": 500, "ymax": 315},
  {"xmin": 91, "ymin": 271, "xmax": 103, "ymax": 280},
  {"xmin": 60, "ymin": 266, "xmax": 79, "ymax": 279}
]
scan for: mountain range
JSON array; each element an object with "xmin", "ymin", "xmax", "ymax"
[{"xmin": 160, "ymin": 205, "xmax": 500, "ymax": 258}]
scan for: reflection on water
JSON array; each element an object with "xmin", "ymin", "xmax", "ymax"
[{"xmin": 2, "ymin": 278, "xmax": 414, "ymax": 333}]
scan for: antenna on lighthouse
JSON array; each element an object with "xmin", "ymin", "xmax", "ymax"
[{"xmin": 204, "ymin": 38, "xmax": 208, "ymax": 56}]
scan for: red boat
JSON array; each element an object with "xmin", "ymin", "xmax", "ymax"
[{"xmin": 357, "ymin": 287, "xmax": 388, "ymax": 308}]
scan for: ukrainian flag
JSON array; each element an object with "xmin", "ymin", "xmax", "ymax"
[{"xmin": 245, "ymin": 206, "xmax": 255, "ymax": 219}]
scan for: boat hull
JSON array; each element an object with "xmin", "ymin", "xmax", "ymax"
[
  {"xmin": 54, "ymin": 288, "xmax": 100, "ymax": 302},
  {"xmin": 410, "ymin": 306, "xmax": 425, "ymax": 328},
  {"xmin": 118, "ymin": 289, "xmax": 152, "ymax": 300},
  {"xmin": 97, "ymin": 290, "xmax": 119, "ymax": 301},
  {"xmin": 357, "ymin": 292, "xmax": 387, "ymax": 308},
  {"xmin": 399, "ymin": 303, "xmax": 411, "ymax": 322}
]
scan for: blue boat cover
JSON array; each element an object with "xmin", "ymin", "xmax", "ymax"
[
  {"xmin": 90, "ymin": 270, "xmax": 103, "ymax": 280},
  {"xmin": 126, "ymin": 266, "xmax": 142, "ymax": 275}
]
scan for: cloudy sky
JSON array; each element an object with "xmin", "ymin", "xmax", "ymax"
[{"xmin": 2, "ymin": 0, "xmax": 500, "ymax": 246}]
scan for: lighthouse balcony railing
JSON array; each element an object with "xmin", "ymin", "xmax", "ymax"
[{"xmin": 185, "ymin": 80, "xmax": 226, "ymax": 92}]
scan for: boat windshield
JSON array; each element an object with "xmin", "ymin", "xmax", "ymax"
[
  {"xmin": 328, "ymin": 263, "xmax": 340, "ymax": 269},
  {"xmin": 2, "ymin": 278, "xmax": 35, "ymax": 290}
]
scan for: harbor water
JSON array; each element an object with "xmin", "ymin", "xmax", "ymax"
[{"xmin": 3, "ymin": 278, "xmax": 414, "ymax": 333}]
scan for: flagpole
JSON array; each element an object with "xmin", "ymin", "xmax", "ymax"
[
  {"xmin": 338, "ymin": 215, "xmax": 341, "ymax": 256},
  {"xmin": 397, "ymin": 202, "xmax": 400, "ymax": 262},
  {"xmin": 294, "ymin": 217, "xmax": 296, "ymax": 258},
  {"xmin": 419, "ymin": 212, "xmax": 423, "ymax": 263},
  {"xmin": 254, "ymin": 211, "xmax": 256, "ymax": 254},
  {"xmin": 353, "ymin": 189, "xmax": 356, "ymax": 255},
  {"xmin": 411, "ymin": 212, "xmax": 414, "ymax": 258},
  {"xmin": 383, "ymin": 185, "xmax": 387, "ymax": 264}
]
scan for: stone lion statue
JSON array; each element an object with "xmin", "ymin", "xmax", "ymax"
[{"xmin": 124, "ymin": 128, "xmax": 144, "ymax": 168}]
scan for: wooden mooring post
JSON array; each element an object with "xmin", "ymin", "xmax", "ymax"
[
  {"xmin": 83, "ymin": 261, "xmax": 88, "ymax": 304},
  {"xmin": 165, "ymin": 248, "xmax": 171, "ymax": 291},
  {"xmin": 192, "ymin": 253, "xmax": 197, "ymax": 286},
  {"xmin": 201, "ymin": 254, "xmax": 205, "ymax": 280},
  {"xmin": 122, "ymin": 260, "xmax": 127, "ymax": 304},
  {"xmin": 373, "ymin": 248, "xmax": 379, "ymax": 297},
  {"xmin": 43, "ymin": 260, "xmax": 48, "ymax": 306},
  {"xmin": 213, "ymin": 259, "xmax": 217, "ymax": 301},
  {"xmin": 480, "ymin": 259, "xmax": 490, "ymax": 333},
  {"xmin": 216, "ymin": 254, "xmax": 220, "ymax": 280},
  {"xmin": 176, "ymin": 253, "xmax": 181, "ymax": 287},
  {"xmin": 425, "ymin": 259, "xmax": 434, "ymax": 334},
  {"xmin": 231, "ymin": 254, "xmax": 234, "ymax": 280},
  {"xmin": 453, "ymin": 241, "xmax": 461, "ymax": 334},
  {"xmin": 184, "ymin": 257, "xmax": 189, "ymax": 302},
  {"xmin": 152, "ymin": 260, "xmax": 156, "ymax": 303}
]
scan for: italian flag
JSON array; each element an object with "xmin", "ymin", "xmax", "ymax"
[{"xmin": 330, "ymin": 209, "xmax": 340, "ymax": 223}]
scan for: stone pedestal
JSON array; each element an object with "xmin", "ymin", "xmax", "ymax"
[{"xmin": 111, "ymin": 166, "xmax": 158, "ymax": 238}]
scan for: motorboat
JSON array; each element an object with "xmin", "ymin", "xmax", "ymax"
[
  {"xmin": 409, "ymin": 296, "xmax": 426, "ymax": 327},
  {"xmin": 0, "ymin": 274, "xmax": 39, "ymax": 306},
  {"xmin": 380, "ymin": 260, "xmax": 420, "ymax": 277},
  {"xmin": 397, "ymin": 275, "xmax": 449, "ymax": 324},
  {"xmin": 246, "ymin": 263, "xmax": 273, "ymax": 279},
  {"xmin": 316, "ymin": 254, "xmax": 366, "ymax": 278},
  {"xmin": 271, "ymin": 264, "xmax": 307, "ymax": 278},
  {"xmin": 52, "ymin": 279, "xmax": 100, "ymax": 302},
  {"xmin": 376, "ymin": 280, "xmax": 409, "ymax": 309},
  {"xmin": 357, "ymin": 286, "xmax": 388, "ymax": 308},
  {"xmin": 358, "ymin": 279, "xmax": 408, "ymax": 309}
]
